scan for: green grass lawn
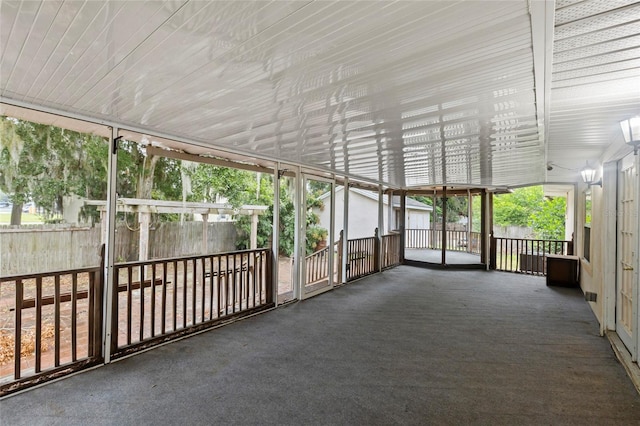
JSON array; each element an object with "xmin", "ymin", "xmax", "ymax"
[{"xmin": 0, "ymin": 212, "xmax": 43, "ymax": 224}]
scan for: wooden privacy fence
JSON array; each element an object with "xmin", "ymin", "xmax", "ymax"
[
  {"xmin": 0, "ymin": 267, "xmax": 103, "ymax": 396},
  {"xmin": 405, "ymin": 228, "xmax": 481, "ymax": 254},
  {"xmin": 0, "ymin": 222, "xmax": 238, "ymax": 276},
  {"xmin": 111, "ymin": 248, "xmax": 273, "ymax": 358},
  {"xmin": 490, "ymin": 236, "xmax": 573, "ymax": 275},
  {"xmin": 0, "ymin": 248, "xmax": 273, "ymax": 395}
]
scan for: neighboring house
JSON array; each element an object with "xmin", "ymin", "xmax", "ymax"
[{"xmin": 315, "ymin": 187, "xmax": 432, "ymax": 240}]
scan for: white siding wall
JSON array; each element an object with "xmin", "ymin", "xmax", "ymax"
[{"xmin": 317, "ymin": 188, "xmax": 431, "ymax": 240}]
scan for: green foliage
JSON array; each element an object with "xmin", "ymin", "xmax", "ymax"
[
  {"xmin": 187, "ymin": 163, "xmax": 258, "ymax": 206},
  {"xmin": 233, "ymin": 173, "xmax": 275, "ymax": 251},
  {"xmin": 0, "ymin": 116, "xmax": 110, "ymax": 223},
  {"xmin": 306, "ymin": 225, "xmax": 328, "ymax": 254},
  {"xmin": 528, "ymin": 196, "xmax": 567, "ymax": 240},
  {"xmin": 277, "ymin": 185, "xmax": 296, "ymax": 256},
  {"xmin": 493, "ymin": 186, "xmax": 566, "ymax": 240}
]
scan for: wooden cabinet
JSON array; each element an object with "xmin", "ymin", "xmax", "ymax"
[{"xmin": 546, "ymin": 254, "xmax": 579, "ymax": 287}]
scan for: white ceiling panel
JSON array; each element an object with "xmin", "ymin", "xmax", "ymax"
[
  {"xmin": 1, "ymin": 1, "xmax": 638, "ymax": 189},
  {"xmin": 547, "ymin": 0, "xmax": 640, "ymax": 182}
]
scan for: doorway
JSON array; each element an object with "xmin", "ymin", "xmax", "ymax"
[
  {"xmin": 300, "ymin": 175, "xmax": 335, "ymax": 299},
  {"xmin": 616, "ymin": 154, "xmax": 638, "ymax": 357}
]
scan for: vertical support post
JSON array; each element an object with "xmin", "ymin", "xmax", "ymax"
[
  {"xmin": 567, "ymin": 233, "xmax": 574, "ymax": 255},
  {"xmin": 374, "ymin": 228, "xmax": 380, "ymax": 272},
  {"xmin": 329, "ymin": 180, "xmax": 336, "ymax": 287},
  {"xmin": 632, "ymin": 151, "xmax": 640, "ymax": 362},
  {"xmin": 399, "ymin": 191, "xmax": 406, "ymax": 263},
  {"xmin": 293, "ymin": 166, "xmax": 303, "ymax": 299},
  {"xmin": 387, "ymin": 189, "xmax": 394, "ymax": 234},
  {"xmin": 138, "ymin": 211, "xmax": 150, "ymax": 261},
  {"xmin": 431, "ymin": 192, "xmax": 437, "ymax": 249},
  {"xmin": 100, "ymin": 210, "xmax": 107, "ymax": 245},
  {"xmin": 487, "ymin": 191, "xmax": 495, "ymax": 270},
  {"xmin": 467, "ymin": 189, "xmax": 472, "ymax": 253},
  {"xmin": 272, "ymin": 164, "xmax": 280, "ymax": 305},
  {"xmin": 480, "ymin": 189, "xmax": 486, "ymax": 264},
  {"xmin": 103, "ymin": 128, "xmax": 120, "ymax": 363},
  {"xmin": 250, "ymin": 212, "xmax": 259, "ymax": 250},
  {"xmin": 442, "ymin": 186, "xmax": 447, "ymax": 265},
  {"xmin": 91, "ymin": 245, "xmax": 105, "ymax": 359},
  {"xmin": 266, "ymin": 249, "xmax": 274, "ymax": 305},
  {"xmin": 341, "ymin": 178, "xmax": 350, "ymax": 283},
  {"xmin": 337, "ymin": 230, "xmax": 343, "ymax": 284},
  {"xmin": 378, "ymin": 185, "xmax": 384, "ymax": 271}
]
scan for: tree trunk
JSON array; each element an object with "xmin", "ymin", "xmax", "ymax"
[
  {"xmin": 10, "ymin": 202, "xmax": 22, "ymax": 226},
  {"xmin": 136, "ymin": 153, "xmax": 159, "ymax": 199}
]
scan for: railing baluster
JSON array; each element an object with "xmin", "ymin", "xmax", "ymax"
[
  {"xmin": 191, "ymin": 259, "xmax": 196, "ymax": 326},
  {"xmin": 209, "ymin": 256, "xmax": 215, "ymax": 320},
  {"xmin": 139, "ymin": 265, "xmax": 145, "ymax": 342},
  {"xmin": 35, "ymin": 277, "xmax": 42, "ymax": 373},
  {"xmin": 127, "ymin": 266, "xmax": 132, "ymax": 345},
  {"xmin": 15, "ymin": 279, "xmax": 23, "ymax": 380},
  {"xmin": 71, "ymin": 273, "xmax": 77, "ymax": 362},
  {"xmin": 247, "ymin": 253, "xmax": 252, "ymax": 308},
  {"xmin": 173, "ymin": 260, "xmax": 178, "ymax": 332},
  {"xmin": 182, "ymin": 260, "xmax": 187, "ymax": 329},
  {"xmin": 151, "ymin": 263, "xmax": 156, "ymax": 337},
  {"xmin": 217, "ymin": 255, "xmax": 222, "ymax": 318},
  {"xmin": 54, "ymin": 274, "xmax": 61, "ymax": 367},
  {"xmin": 162, "ymin": 261, "xmax": 167, "ymax": 335},
  {"xmin": 201, "ymin": 258, "xmax": 206, "ymax": 323}
]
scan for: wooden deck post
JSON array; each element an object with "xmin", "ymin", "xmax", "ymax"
[
  {"xmin": 374, "ymin": 228, "xmax": 380, "ymax": 272},
  {"xmin": 337, "ymin": 230, "xmax": 343, "ymax": 284},
  {"xmin": 489, "ymin": 232, "xmax": 497, "ymax": 270}
]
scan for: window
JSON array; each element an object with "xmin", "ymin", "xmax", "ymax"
[{"xmin": 583, "ymin": 191, "xmax": 591, "ymax": 261}]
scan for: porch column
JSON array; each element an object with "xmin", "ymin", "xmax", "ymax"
[
  {"xmin": 272, "ymin": 164, "xmax": 281, "ymax": 305},
  {"xmin": 467, "ymin": 189, "xmax": 472, "ymax": 253},
  {"xmin": 378, "ymin": 185, "xmax": 384, "ymax": 270},
  {"xmin": 341, "ymin": 178, "xmax": 349, "ymax": 283},
  {"xmin": 399, "ymin": 191, "xmax": 406, "ymax": 263},
  {"xmin": 103, "ymin": 127, "xmax": 120, "ymax": 363},
  {"xmin": 442, "ymin": 186, "xmax": 447, "ymax": 265},
  {"xmin": 431, "ymin": 192, "xmax": 437, "ymax": 249},
  {"xmin": 100, "ymin": 209, "xmax": 107, "ymax": 245},
  {"xmin": 139, "ymin": 211, "xmax": 150, "ymax": 262},
  {"xmin": 250, "ymin": 211, "xmax": 259, "ymax": 249}
]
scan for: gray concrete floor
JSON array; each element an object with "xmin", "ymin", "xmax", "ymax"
[
  {"xmin": 405, "ymin": 248, "xmax": 483, "ymax": 265},
  {"xmin": 2, "ymin": 266, "xmax": 640, "ymax": 425}
]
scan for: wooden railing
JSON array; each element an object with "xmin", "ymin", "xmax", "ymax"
[
  {"xmin": 490, "ymin": 236, "xmax": 573, "ymax": 275},
  {"xmin": 381, "ymin": 233, "xmax": 401, "ymax": 269},
  {"xmin": 405, "ymin": 229, "xmax": 481, "ymax": 254},
  {"xmin": 346, "ymin": 236, "xmax": 377, "ymax": 281},
  {"xmin": 0, "ymin": 267, "xmax": 103, "ymax": 396},
  {"xmin": 111, "ymin": 248, "xmax": 273, "ymax": 358},
  {"xmin": 303, "ymin": 242, "xmax": 342, "ymax": 287}
]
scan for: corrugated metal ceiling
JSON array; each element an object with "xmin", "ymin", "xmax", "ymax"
[{"xmin": 1, "ymin": 1, "xmax": 638, "ymax": 188}]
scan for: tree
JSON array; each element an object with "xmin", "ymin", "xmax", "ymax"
[
  {"xmin": 528, "ymin": 196, "xmax": 566, "ymax": 240},
  {"xmin": 493, "ymin": 186, "xmax": 566, "ymax": 239},
  {"xmin": 0, "ymin": 117, "xmax": 110, "ymax": 224}
]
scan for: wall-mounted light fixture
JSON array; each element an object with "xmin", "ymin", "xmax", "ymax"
[
  {"xmin": 620, "ymin": 116, "xmax": 640, "ymax": 155},
  {"xmin": 581, "ymin": 163, "xmax": 601, "ymax": 187}
]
